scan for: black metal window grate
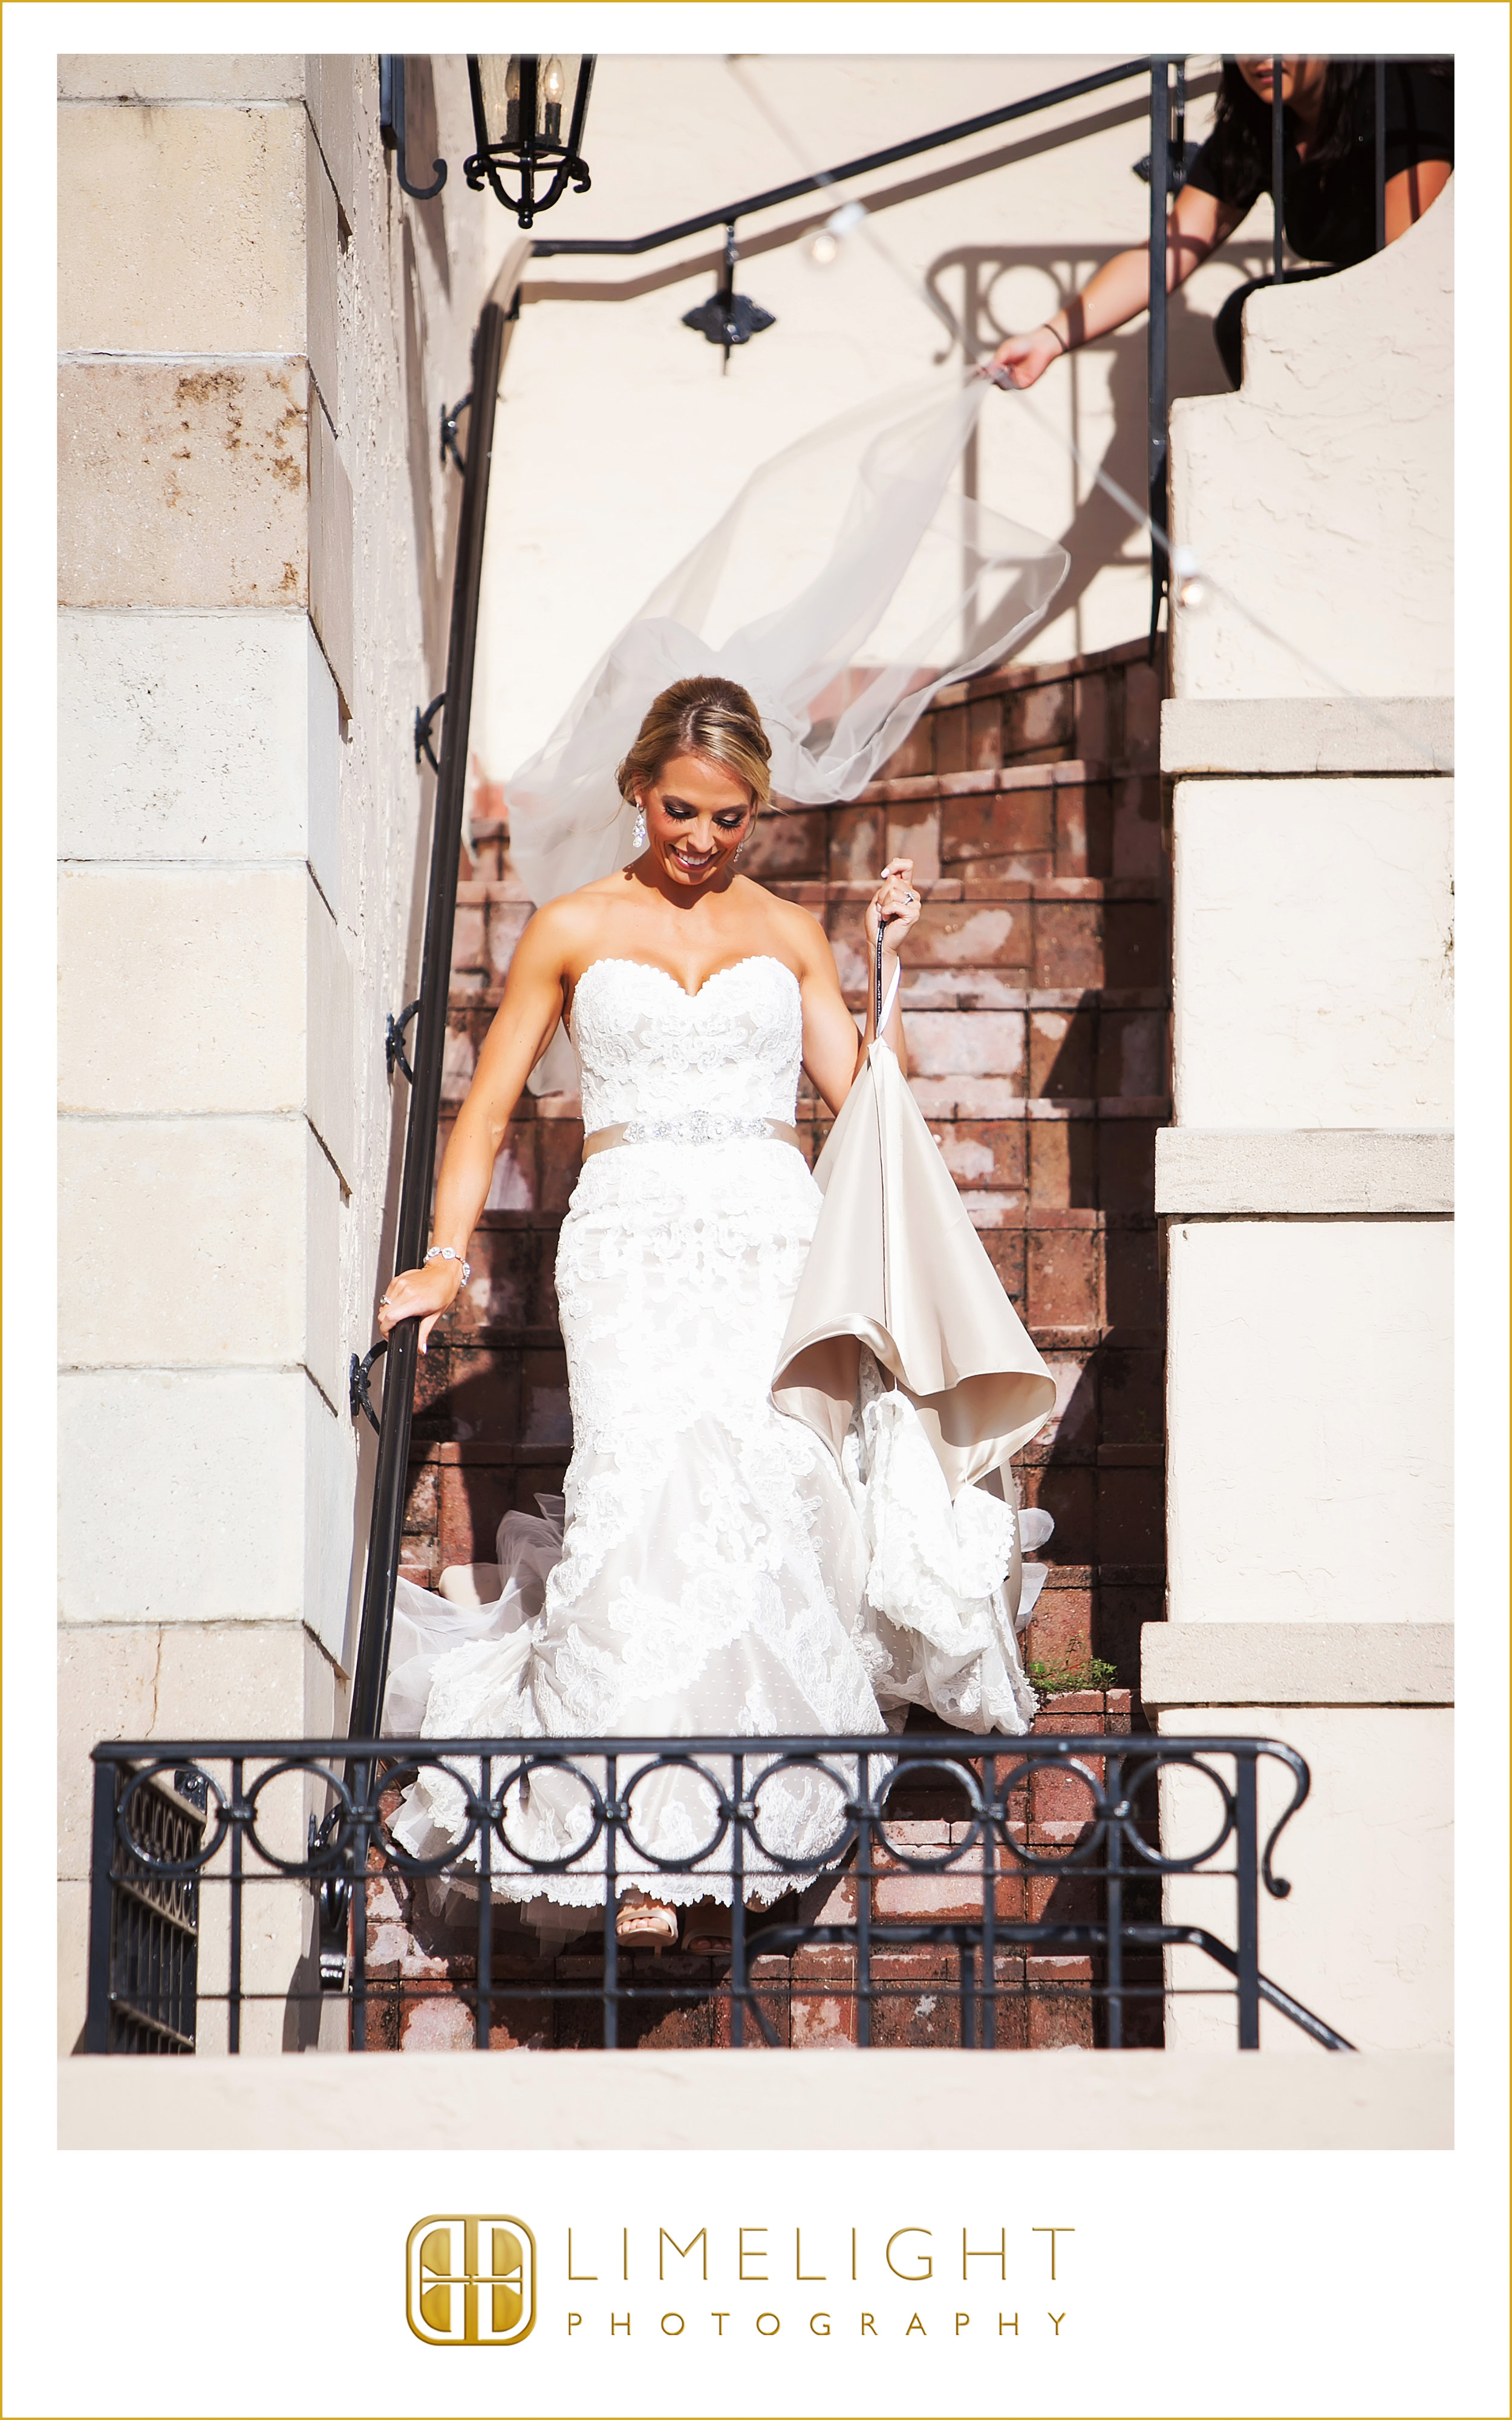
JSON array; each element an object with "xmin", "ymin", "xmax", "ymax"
[{"xmin": 98, "ymin": 1767, "xmax": 203, "ymax": 2053}]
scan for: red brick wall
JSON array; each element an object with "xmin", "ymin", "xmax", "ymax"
[{"xmin": 402, "ymin": 637, "xmax": 1169, "ymax": 1699}]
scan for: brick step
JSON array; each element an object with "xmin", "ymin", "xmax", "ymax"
[{"xmin": 376, "ymin": 1950, "xmax": 1106, "ymax": 2052}]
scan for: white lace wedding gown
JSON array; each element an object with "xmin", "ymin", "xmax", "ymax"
[{"xmin": 387, "ymin": 955, "xmax": 1040, "ymax": 1914}]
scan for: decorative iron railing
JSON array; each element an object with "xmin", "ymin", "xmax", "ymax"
[{"xmin": 86, "ymin": 1730, "xmax": 1355, "ymax": 2056}]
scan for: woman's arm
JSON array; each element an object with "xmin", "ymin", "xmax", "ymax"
[
  {"xmin": 993, "ymin": 181, "xmax": 1245, "ymax": 387},
  {"xmin": 377, "ymin": 903, "xmax": 575, "ymax": 1350},
  {"xmin": 1384, "ymin": 157, "xmax": 1452, "ymax": 242},
  {"xmin": 797, "ymin": 857, "xmax": 922, "ymax": 1113}
]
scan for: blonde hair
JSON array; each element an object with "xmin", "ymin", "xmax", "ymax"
[{"xmin": 616, "ymin": 676, "xmax": 772, "ymax": 814}]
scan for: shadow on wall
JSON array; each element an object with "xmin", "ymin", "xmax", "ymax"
[{"xmin": 928, "ymin": 241, "xmax": 1269, "ymax": 628}]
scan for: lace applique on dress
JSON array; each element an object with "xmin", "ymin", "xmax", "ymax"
[{"xmin": 388, "ymin": 955, "xmax": 1037, "ymax": 1909}]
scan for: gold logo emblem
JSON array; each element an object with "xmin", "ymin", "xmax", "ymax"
[{"xmin": 406, "ymin": 2216, "xmax": 536, "ymax": 2347}]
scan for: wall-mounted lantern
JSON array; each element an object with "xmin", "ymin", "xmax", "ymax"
[{"xmin": 380, "ymin": 54, "xmax": 596, "ymax": 229}]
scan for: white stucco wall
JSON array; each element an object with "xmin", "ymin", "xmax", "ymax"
[
  {"xmin": 475, "ymin": 52, "xmax": 1265, "ymax": 777},
  {"xmin": 1171, "ymin": 774, "xmax": 1453, "ymax": 1128},
  {"xmin": 56, "ymin": 53, "xmax": 497, "ymax": 2048},
  {"xmin": 1170, "ymin": 179, "xmax": 1453, "ymax": 699},
  {"xmin": 1159, "ymin": 1708, "xmax": 1453, "ymax": 2054},
  {"xmin": 1165, "ymin": 1220, "xmax": 1452, "ymax": 1626}
]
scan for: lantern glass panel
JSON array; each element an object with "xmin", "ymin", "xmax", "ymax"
[
  {"xmin": 475, "ymin": 53, "xmax": 583, "ymax": 151},
  {"xmin": 476, "ymin": 54, "xmax": 518, "ymax": 143}
]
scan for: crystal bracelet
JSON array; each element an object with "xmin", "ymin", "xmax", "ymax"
[{"xmin": 424, "ymin": 1245, "xmax": 472, "ymax": 1283}]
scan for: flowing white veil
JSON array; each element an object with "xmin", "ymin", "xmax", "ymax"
[{"xmin": 505, "ymin": 375, "xmax": 1069, "ymax": 1093}]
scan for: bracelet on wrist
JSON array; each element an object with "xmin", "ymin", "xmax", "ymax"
[
  {"xmin": 425, "ymin": 1245, "xmax": 472, "ymax": 1283},
  {"xmin": 1043, "ymin": 322, "xmax": 1070, "ymax": 356}
]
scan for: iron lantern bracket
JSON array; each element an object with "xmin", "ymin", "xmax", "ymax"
[{"xmin": 379, "ymin": 56, "xmax": 447, "ymax": 200}]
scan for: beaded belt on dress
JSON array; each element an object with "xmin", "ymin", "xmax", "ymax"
[{"xmin": 582, "ymin": 1110, "xmax": 802, "ymax": 1157}]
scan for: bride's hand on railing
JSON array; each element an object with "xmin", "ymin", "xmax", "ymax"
[
  {"xmin": 377, "ymin": 1257, "xmax": 464, "ymax": 1354},
  {"xmin": 865, "ymin": 857, "xmax": 921, "ymax": 956}
]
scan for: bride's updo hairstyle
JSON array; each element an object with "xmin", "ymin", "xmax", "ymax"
[{"xmin": 616, "ymin": 675, "xmax": 772, "ymax": 814}]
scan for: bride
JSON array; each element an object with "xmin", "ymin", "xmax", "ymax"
[{"xmin": 377, "ymin": 673, "xmax": 1042, "ymax": 1951}]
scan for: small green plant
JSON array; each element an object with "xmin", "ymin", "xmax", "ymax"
[{"xmin": 1028, "ymin": 1653, "xmax": 1119, "ymax": 1695}]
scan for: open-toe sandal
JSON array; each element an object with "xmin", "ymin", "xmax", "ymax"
[
  {"xmin": 614, "ymin": 1900, "xmax": 680, "ymax": 1954},
  {"xmin": 681, "ymin": 1903, "xmax": 735, "ymax": 1957}
]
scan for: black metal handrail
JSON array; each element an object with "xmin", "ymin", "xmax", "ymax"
[
  {"xmin": 86, "ymin": 1732, "xmax": 1355, "ymax": 2056},
  {"xmin": 530, "ymin": 59, "xmax": 1154, "ymax": 257},
  {"xmin": 345, "ymin": 271, "xmax": 515, "ymax": 1747}
]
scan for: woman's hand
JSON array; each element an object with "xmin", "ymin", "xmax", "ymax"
[
  {"xmin": 865, "ymin": 857, "xmax": 922, "ymax": 957},
  {"xmin": 377, "ymin": 1257, "xmax": 463, "ymax": 1355},
  {"xmin": 989, "ymin": 324, "xmax": 1068, "ymax": 390}
]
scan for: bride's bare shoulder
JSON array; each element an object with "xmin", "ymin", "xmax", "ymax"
[
  {"xmin": 524, "ymin": 883, "xmax": 619, "ymax": 938},
  {"xmin": 739, "ymin": 877, "xmax": 839, "ymax": 968}
]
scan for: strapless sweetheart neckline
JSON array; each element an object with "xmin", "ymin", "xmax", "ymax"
[{"xmin": 571, "ymin": 953, "xmax": 800, "ymax": 1013}]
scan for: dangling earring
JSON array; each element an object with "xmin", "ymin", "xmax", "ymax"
[{"xmin": 632, "ymin": 799, "xmax": 647, "ymax": 850}]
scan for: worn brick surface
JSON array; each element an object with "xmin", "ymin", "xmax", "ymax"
[
  {"xmin": 1027, "ymin": 1958, "xmax": 1096, "ymax": 2047},
  {"xmin": 1098, "ymin": 1347, "xmax": 1164, "ymax": 1445},
  {"xmin": 828, "ymin": 804, "xmax": 884, "ymax": 884},
  {"xmin": 1112, "ymin": 774, "xmax": 1165, "ymax": 877},
  {"xmin": 1103, "ymin": 1226, "xmax": 1162, "ymax": 1329},
  {"xmin": 1055, "ymin": 782, "xmax": 1114, "ymax": 878},
  {"xmin": 885, "ymin": 719, "xmax": 934, "ymax": 779},
  {"xmin": 745, "ymin": 806, "xmax": 826, "ymax": 878},
  {"xmin": 1026, "ymin": 1227, "xmax": 1100, "ymax": 1330},
  {"xmin": 941, "ymin": 789, "xmax": 1054, "ymax": 864},
  {"xmin": 521, "ymin": 1347, "xmax": 572, "ymax": 1445},
  {"xmin": 933, "ymin": 1118, "xmax": 1025, "ymax": 1190},
  {"xmin": 1028, "ymin": 1007, "xmax": 1095, "ymax": 1096},
  {"xmin": 1097, "ymin": 1586, "xmax": 1163, "ymax": 1678},
  {"xmin": 790, "ymin": 1949, "xmax": 861, "ymax": 2046},
  {"xmin": 711, "ymin": 1955, "xmax": 792, "ymax": 2047},
  {"xmin": 1004, "ymin": 679, "xmax": 1074, "ymax": 759},
  {"xmin": 1024, "ymin": 1589, "xmax": 1095, "ymax": 1673},
  {"xmin": 1098, "ymin": 1117, "xmax": 1159, "ymax": 1212},
  {"xmin": 1035, "ymin": 901, "xmax": 1109, "ymax": 990}
]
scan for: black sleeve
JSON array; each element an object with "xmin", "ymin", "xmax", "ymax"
[
  {"xmin": 1182, "ymin": 132, "xmax": 1266, "ymax": 218},
  {"xmin": 1384, "ymin": 62, "xmax": 1454, "ymax": 180}
]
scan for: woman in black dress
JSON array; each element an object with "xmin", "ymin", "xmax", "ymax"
[{"xmin": 994, "ymin": 57, "xmax": 1453, "ymax": 392}]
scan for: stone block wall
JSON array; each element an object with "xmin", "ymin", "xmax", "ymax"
[
  {"xmin": 56, "ymin": 54, "xmax": 493, "ymax": 2050},
  {"xmin": 401, "ymin": 638, "xmax": 1171, "ymax": 1697}
]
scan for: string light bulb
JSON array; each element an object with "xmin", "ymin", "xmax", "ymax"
[
  {"xmin": 1171, "ymin": 544, "xmax": 1207, "ymax": 612},
  {"xmin": 808, "ymin": 197, "xmax": 868, "ymax": 266}
]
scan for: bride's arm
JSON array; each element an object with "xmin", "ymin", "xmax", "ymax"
[
  {"xmin": 377, "ymin": 904, "xmax": 575, "ymax": 1350},
  {"xmin": 797, "ymin": 857, "xmax": 921, "ymax": 1113}
]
